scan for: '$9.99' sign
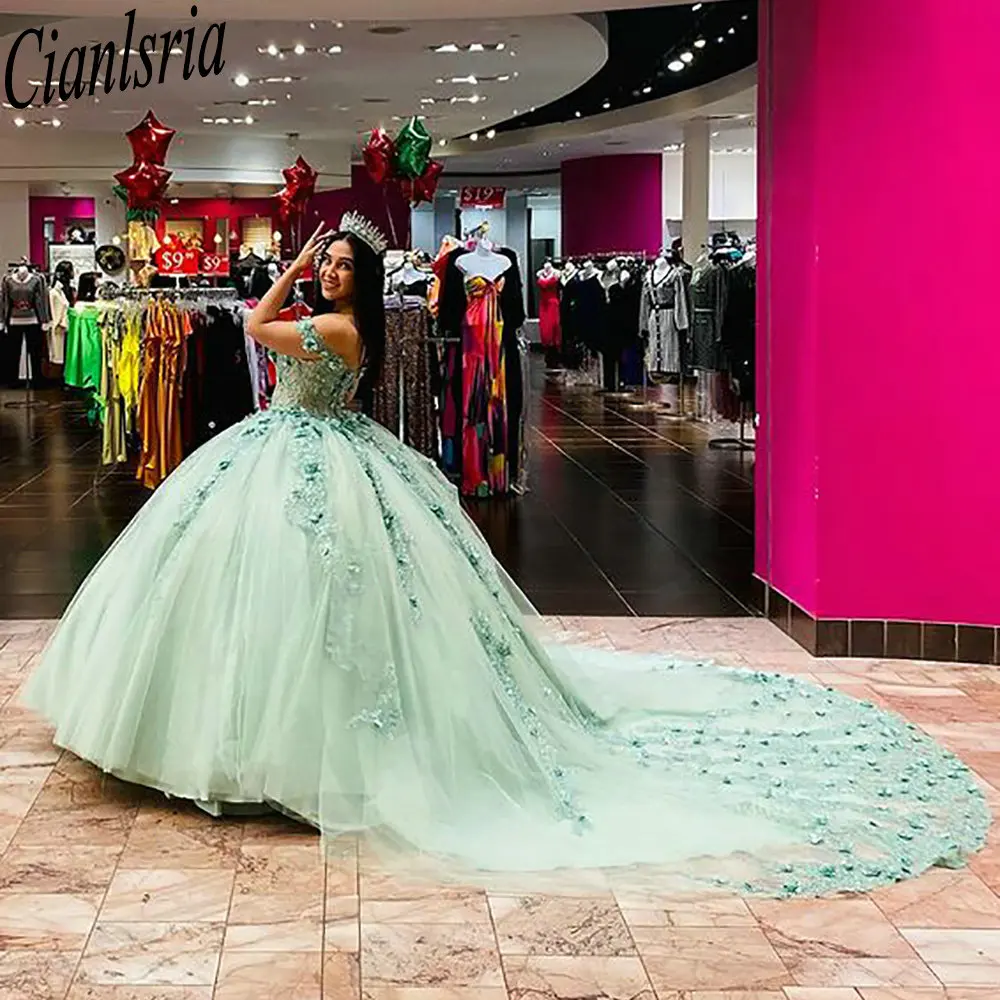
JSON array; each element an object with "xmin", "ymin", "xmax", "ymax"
[{"xmin": 155, "ymin": 247, "xmax": 229, "ymax": 276}]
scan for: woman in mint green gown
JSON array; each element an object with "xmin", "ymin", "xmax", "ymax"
[{"xmin": 23, "ymin": 214, "xmax": 989, "ymax": 898}]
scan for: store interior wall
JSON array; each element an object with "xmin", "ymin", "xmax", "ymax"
[
  {"xmin": 758, "ymin": 0, "xmax": 1000, "ymax": 628},
  {"xmin": 0, "ymin": 183, "xmax": 29, "ymax": 270}
]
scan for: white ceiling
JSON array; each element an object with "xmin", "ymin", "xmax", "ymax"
[
  {"xmin": 0, "ymin": 14, "xmax": 606, "ymax": 142},
  {"xmin": 0, "ymin": 1, "xmax": 715, "ymax": 20}
]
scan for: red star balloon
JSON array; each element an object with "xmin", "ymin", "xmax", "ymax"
[
  {"xmin": 363, "ymin": 128, "xmax": 395, "ymax": 185},
  {"xmin": 413, "ymin": 159, "xmax": 444, "ymax": 205},
  {"xmin": 126, "ymin": 110, "xmax": 177, "ymax": 166},
  {"xmin": 114, "ymin": 159, "xmax": 172, "ymax": 210}
]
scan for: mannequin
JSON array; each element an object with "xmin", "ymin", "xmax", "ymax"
[
  {"xmin": 1, "ymin": 261, "xmax": 51, "ymax": 387},
  {"xmin": 455, "ymin": 237, "xmax": 511, "ymax": 282},
  {"xmin": 537, "ymin": 259, "xmax": 558, "ymax": 280},
  {"xmin": 601, "ymin": 258, "xmax": 620, "ymax": 292},
  {"xmin": 560, "ymin": 260, "xmax": 577, "ymax": 285},
  {"xmin": 536, "ymin": 258, "xmax": 563, "ymax": 364},
  {"xmin": 579, "ymin": 258, "xmax": 599, "ymax": 281}
]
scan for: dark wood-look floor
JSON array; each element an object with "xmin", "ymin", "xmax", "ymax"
[{"xmin": 0, "ymin": 364, "xmax": 758, "ymax": 620}]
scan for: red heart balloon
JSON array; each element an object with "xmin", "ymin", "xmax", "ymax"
[
  {"xmin": 413, "ymin": 159, "xmax": 444, "ymax": 205},
  {"xmin": 363, "ymin": 128, "xmax": 395, "ymax": 185},
  {"xmin": 114, "ymin": 159, "xmax": 173, "ymax": 210},
  {"xmin": 126, "ymin": 111, "xmax": 176, "ymax": 166}
]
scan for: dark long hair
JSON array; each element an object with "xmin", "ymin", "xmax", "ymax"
[{"xmin": 312, "ymin": 231, "xmax": 385, "ymax": 401}]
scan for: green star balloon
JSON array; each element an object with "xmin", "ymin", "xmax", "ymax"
[{"xmin": 393, "ymin": 117, "xmax": 433, "ymax": 180}]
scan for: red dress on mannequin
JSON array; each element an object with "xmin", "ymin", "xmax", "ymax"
[{"xmin": 537, "ymin": 272, "xmax": 562, "ymax": 349}]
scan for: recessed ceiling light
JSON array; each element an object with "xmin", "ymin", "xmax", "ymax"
[
  {"xmin": 642, "ymin": 86, "xmax": 652, "ymax": 95},
  {"xmin": 717, "ymin": 36, "xmax": 725, "ymax": 43},
  {"xmin": 694, "ymin": 38, "xmax": 707, "ymax": 48},
  {"xmin": 729, "ymin": 27, "xmax": 736, "ymax": 34},
  {"xmin": 438, "ymin": 138, "xmax": 447, "ymax": 146},
  {"xmin": 453, "ymin": 75, "xmax": 477, "ymax": 85},
  {"xmin": 215, "ymin": 117, "xmax": 229, "ymax": 124},
  {"xmin": 420, "ymin": 98, "xmax": 436, "ymax": 105},
  {"xmin": 234, "ymin": 73, "xmax": 250, "ymax": 87},
  {"xmin": 742, "ymin": 14, "xmax": 749, "ymax": 20},
  {"xmin": 469, "ymin": 43, "xmax": 484, "ymax": 52},
  {"xmin": 470, "ymin": 132, "xmax": 479, "ymax": 141},
  {"xmin": 602, "ymin": 100, "xmax": 611, "ymax": 109},
  {"xmin": 486, "ymin": 128, "xmax": 496, "ymax": 139},
  {"xmin": 286, "ymin": 93, "xmax": 292, "ymax": 100},
  {"xmin": 335, "ymin": 21, "xmax": 344, "ymax": 28},
  {"xmin": 266, "ymin": 43, "xmax": 279, "ymax": 56},
  {"xmin": 574, "ymin": 111, "xmax": 581, "ymax": 118},
  {"xmin": 680, "ymin": 51, "xmax": 694, "ymax": 63},
  {"xmin": 435, "ymin": 44, "xmax": 459, "ymax": 53},
  {"xmin": 470, "ymin": 94, "xmax": 481, "ymax": 104},
  {"xmin": 293, "ymin": 43, "xmax": 306, "ymax": 55},
  {"xmin": 309, "ymin": 21, "xmax": 316, "ymax": 29},
  {"xmin": 668, "ymin": 60, "xmax": 685, "ymax": 72},
  {"xmin": 692, "ymin": 2, "xmax": 703, "ymax": 9},
  {"xmin": 170, "ymin": 198, "xmax": 180, "ymax": 204},
  {"xmin": 202, "ymin": 117, "xmax": 213, "ymax": 123},
  {"xmin": 51, "ymin": 117, "xmax": 60, "ymax": 128},
  {"xmin": 28, "ymin": 79, "xmax": 43, "ymax": 87},
  {"xmin": 170, "ymin": 46, "xmax": 183, "ymax": 55},
  {"xmin": 328, "ymin": 45, "xmax": 342, "ymax": 54},
  {"xmin": 13, "ymin": 117, "xmax": 25, "ymax": 127},
  {"xmin": 244, "ymin": 115, "xmax": 254, "ymax": 124}
]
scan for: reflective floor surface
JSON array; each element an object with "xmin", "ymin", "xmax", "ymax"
[
  {"xmin": 0, "ymin": 364, "xmax": 758, "ymax": 620},
  {"xmin": 1, "ymin": 616, "xmax": 998, "ymax": 1000}
]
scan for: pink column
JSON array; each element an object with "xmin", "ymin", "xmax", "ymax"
[
  {"xmin": 757, "ymin": 0, "xmax": 1000, "ymax": 656},
  {"xmin": 561, "ymin": 155, "xmax": 662, "ymax": 257}
]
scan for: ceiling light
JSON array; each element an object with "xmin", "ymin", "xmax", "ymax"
[
  {"xmin": 215, "ymin": 117, "xmax": 229, "ymax": 124},
  {"xmin": 286, "ymin": 93, "xmax": 292, "ymax": 100},
  {"xmin": 234, "ymin": 72, "xmax": 250, "ymax": 87},
  {"xmin": 267, "ymin": 43, "xmax": 279, "ymax": 56},
  {"xmin": 214, "ymin": 233, "xmax": 223, "ymax": 243},
  {"xmin": 470, "ymin": 132, "xmax": 479, "ymax": 141},
  {"xmin": 170, "ymin": 198, "xmax": 180, "ymax": 204},
  {"xmin": 729, "ymin": 27, "xmax": 736, "ymax": 34},
  {"xmin": 712, "ymin": 131, "xmax": 720, "ymax": 137},
  {"xmin": 453, "ymin": 75, "xmax": 477, "ymax": 85},
  {"xmin": 28, "ymin": 79, "xmax": 43, "ymax": 87},
  {"xmin": 13, "ymin": 117, "xmax": 25, "ymax": 127},
  {"xmin": 438, "ymin": 138, "xmax": 447, "ymax": 146},
  {"xmin": 692, "ymin": 2, "xmax": 703, "ymax": 9},
  {"xmin": 328, "ymin": 45, "xmax": 342, "ymax": 54},
  {"xmin": 469, "ymin": 43, "xmax": 484, "ymax": 52},
  {"xmin": 680, "ymin": 51, "xmax": 694, "ymax": 63},
  {"xmin": 294, "ymin": 43, "xmax": 306, "ymax": 55},
  {"xmin": 602, "ymin": 100, "xmax": 611, "ymax": 109},
  {"xmin": 51, "ymin": 118, "xmax": 60, "ymax": 128},
  {"xmin": 694, "ymin": 38, "xmax": 707, "ymax": 48},
  {"xmin": 742, "ymin": 14, "xmax": 749, "ymax": 19},
  {"xmin": 435, "ymin": 43, "xmax": 459, "ymax": 53},
  {"xmin": 202, "ymin": 117, "xmax": 213, "ymax": 123},
  {"xmin": 470, "ymin": 94, "xmax": 481, "ymax": 104},
  {"xmin": 642, "ymin": 86, "xmax": 652, "ymax": 95},
  {"xmin": 575, "ymin": 110, "xmax": 581, "ymax": 118},
  {"xmin": 244, "ymin": 115, "xmax": 254, "ymax": 124},
  {"xmin": 170, "ymin": 46, "xmax": 183, "ymax": 55},
  {"xmin": 335, "ymin": 21, "xmax": 344, "ymax": 28},
  {"xmin": 309, "ymin": 21, "xmax": 316, "ymax": 29},
  {"xmin": 717, "ymin": 36, "xmax": 725, "ymax": 43},
  {"xmin": 420, "ymin": 98, "xmax": 436, "ymax": 105},
  {"xmin": 111, "ymin": 235, "xmax": 121, "ymax": 246},
  {"xmin": 668, "ymin": 60, "xmax": 685, "ymax": 72},
  {"xmin": 486, "ymin": 128, "xmax": 496, "ymax": 139}
]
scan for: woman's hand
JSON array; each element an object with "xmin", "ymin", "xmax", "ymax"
[{"xmin": 289, "ymin": 222, "xmax": 327, "ymax": 277}]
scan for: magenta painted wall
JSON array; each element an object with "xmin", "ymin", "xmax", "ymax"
[
  {"xmin": 561, "ymin": 155, "xmax": 662, "ymax": 257},
  {"xmin": 757, "ymin": 0, "xmax": 1000, "ymax": 625},
  {"xmin": 28, "ymin": 197, "xmax": 96, "ymax": 268}
]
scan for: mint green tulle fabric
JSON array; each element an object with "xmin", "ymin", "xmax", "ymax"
[{"xmin": 22, "ymin": 319, "xmax": 990, "ymax": 898}]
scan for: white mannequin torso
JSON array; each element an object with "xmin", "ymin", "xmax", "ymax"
[{"xmin": 456, "ymin": 239, "xmax": 511, "ymax": 282}]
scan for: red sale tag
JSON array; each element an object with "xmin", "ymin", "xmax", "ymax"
[
  {"xmin": 459, "ymin": 185, "xmax": 506, "ymax": 209},
  {"xmin": 199, "ymin": 252, "xmax": 230, "ymax": 276},
  {"xmin": 155, "ymin": 246, "xmax": 199, "ymax": 275}
]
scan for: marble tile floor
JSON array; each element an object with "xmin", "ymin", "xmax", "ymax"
[{"xmin": 2, "ymin": 616, "xmax": 1000, "ymax": 1000}]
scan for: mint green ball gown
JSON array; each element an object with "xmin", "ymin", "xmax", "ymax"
[{"xmin": 23, "ymin": 319, "xmax": 989, "ymax": 897}]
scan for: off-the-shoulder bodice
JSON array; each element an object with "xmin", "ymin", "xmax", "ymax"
[{"xmin": 269, "ymin": 317, "xmax": 363, "ymax": 417}]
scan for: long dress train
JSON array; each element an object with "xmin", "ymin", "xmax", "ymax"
[{"xmin": 22, "ymin": 318, "xmax": 990, "ymax": 898}]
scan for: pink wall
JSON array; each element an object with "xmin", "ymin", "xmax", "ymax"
[
  {"xmin": 757, "ymin": 0, "xmax": 1000, "ymax": 626},
  {"xmin": 561, "ymin": 155, "xmax": 662, "ymax": 257},
  {"xmin": 160, "ymin": 197, "xmax": 278, "ymax": 255},
  {"xmin": 28, "ymin": 197, "xmax": 96, "ymax": 268}
]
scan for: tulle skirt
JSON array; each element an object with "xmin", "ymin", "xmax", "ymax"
[{"xmin": 22, "ymin": 406, "xmax": 990, "ymax": 897}]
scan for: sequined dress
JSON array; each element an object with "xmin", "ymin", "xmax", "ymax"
[{"xmin": 22, "ymin": 319, "xmax": 989, "ymax": 898}]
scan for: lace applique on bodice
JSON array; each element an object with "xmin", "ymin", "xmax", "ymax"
[{"xmin": 270, "ymin": 317, "xmax": 363, "ymax": 417}]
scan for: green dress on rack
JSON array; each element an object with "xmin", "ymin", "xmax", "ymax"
[{"xmin": 22, "ymin": 318, "xmax": 990, "ymax": 897}]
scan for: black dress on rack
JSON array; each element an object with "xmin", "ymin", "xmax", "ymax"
[
  {"xmin": 437, "ymin": 246, "xmax": 527, "ymax": 491},
  {"xmin": 719, "ymin": 259, "xmax": 756, "ymax": 408},
  {"xmin": 606, "ymin": 279, "xmax": 642, "ymax": 391}
]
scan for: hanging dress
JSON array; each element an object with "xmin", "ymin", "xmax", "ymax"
[
  {"xmin": 536, "ymin": 272, "xmax": 562, "ymax": 349},
  {"xmin": 461, "ymin": 275, "xmax": 508, "ymax": 497}
]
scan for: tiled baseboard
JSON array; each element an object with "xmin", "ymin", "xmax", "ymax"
[{"xmin": 758, "ymin": 578, "xmax": 999, "ymax": 664}]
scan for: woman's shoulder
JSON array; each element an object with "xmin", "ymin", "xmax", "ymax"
[{"xmin": 307, "ymin": 312, "xmax": 363, "ymax": 368}]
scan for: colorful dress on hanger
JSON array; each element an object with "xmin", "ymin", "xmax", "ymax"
[
  {"xmin": 536, "ymin": 272, "xmax": 562, "ymax": 349},
  {"xmin": 21, "ymin": 317, "xmax": 989, "ymax": 902},
  {"xmin": 462, "ymin": 275, "xmax": 508, "ymax": 497}
]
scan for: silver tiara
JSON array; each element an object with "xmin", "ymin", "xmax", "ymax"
[{"xmin": 340, "ymin": 211, "xmax": 389, "ymax": 256}]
